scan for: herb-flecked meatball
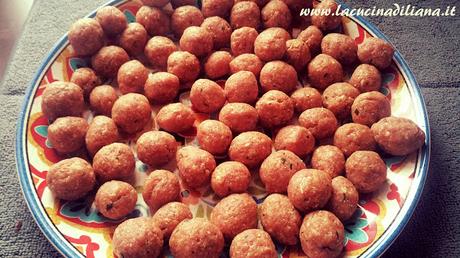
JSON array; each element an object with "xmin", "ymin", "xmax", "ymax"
[
  {"xmin": 307, "ymin": 54, "xmax": 343, "ymax": 90},
  {"xmin": 204, "ymin": 51, "xmax": 233, "ymax": 79},
  {"xmin": 197, "ymin": 120, "xmax": 233, "ymax": 155},
  {"xmin": 290, "ymin": 87, "xmax": 322, "ymax": 113},
  {"xmin": 135, "ymin": 6, "xmax": 170, "ymax": 36},
  {"xmin": 254, "ymin": 27, "xmax": 291, "ymax": 61},
  {"xmin": 322, "ymin": 82, "xmax": 360, "ymax": 120},
  {"xmin": 92, "ymin": 143, "xmax": 135, "ymax": 182},
  {"xmin": 349, "ymin": 64, "xmax": 382, "ymax": 92},
  {"xmin": 218, "ymin": 103, "xmax": 259, "ymax": 133},
  {"xmin": 345, "ymin": 150, "xmax": 387, "ymax": 193},
  {"xmin": 68, "ymin": 18, "xmax": 104, "ymax": 56},
  {"xmin": 333, "ymin": 123, "xmax": 376, "ymax": 157},
  {"xmin": 327, "ymin": 176, "xmax": 359, "ymax": 221},
  {"xmin": 287, "ymin": 169, "xmax": 332, "ymax": 212},
  {"xmin": 229, "ymin": 53, "xmax": 263, "ymax": 77},
  {"xmin": 274, "ymin": 125, "xmax": 315, "ymax": 157},
  {"xmin": 230, "ymin": 229, "xmax": 277, "ymax": 258},
  {"xmin": 311, "ymin": 0, "xmax": 342, "ymax": 31},
  {"xmin": 171, "ymin": 5, "xmax": 204, "ymax": 38},
  {"xmin": 95, "ymin": 180, "xmax": 137, "ymax": 220},
  {"xmin": 117, "ymin": 60, "xmax": 149, "ymax": 94},
  {"xmin": 48, "ymin": 116, "xmax": 88, "ymax": 154},
  {"xmin": 256, "ymin": 90, "xmax": 294, "ymax": 128},
  {"xmin": 144, "ymin": 72, "xmax": 180, "ymax": 104},
  {"xmin": 41, "ymin": 81, "xmax": 84, "ymax": 121},
  {"xmin": 190, "ymin": 79, "xmax": 226, "ymax": 113},
  {"xmin": 299, "ymin": 107, "xmax": 338, "ymax": 139},
  {"xmin": 230, "ymin": 1, "xmax": 261, "ymax": 29},
  {"xmin": 144, "ymin": 36, "xmax": 178, "ymax": 69},
  {"xmin": 201, "ymin": 16, "xmax": 232, "ymax": 49},
  {"xmin": 176, "ymin": 146, "xmax": 216, "ymax": 188},
  {"xmin": 152, "ymin": 202, "xmax": 193, "ymax": 239},
  {"xmin": 357, "ymin": 37, "xmax": 395, "ymax": 70},
  {"xmin": 230, "ymin": 27, "xmax": 258, "ymax": 56},
  {"xmin": 70, "ymin": 67, "xmax": 101, "ymax": 96},
  {"xmin": 228, "ymin": 131, "xmax": 272, "ymax": 167},
  {"xmin": 201, "ymin": 0, "xmax": 233, "ymax": 18},
  {"xmin": 321, "ymin": 33, "xmax": 358, "ymax": 65},
  {"xmin": 297, "ymin": 25, "xmax": 323, "ymax": 54},
  {"xmin": 85, "ymin": 115, "xmax": 119, "ymax": 156},
  {"xmin": 285, "ymin": 39, "xmax": 311, "ymax": 71},
  {"xmin": 224, "ymin": 71, "xmax": 259, "ymax": 104},
  {"xmin": 142, "ymin": 169, "xmax": 181, "ymax": 211},
  {"xmin": 156, "ymin": 103, "xmax": 195, "ymax": 133},
  {"xmin": 260, "ymin": 61, "xmax": 298, "ymax": 93},
  {"xmin": 311, "ymin": 145, "xmax": 345, "ymax": 178},
  {"xmin": 89, "ymin": 85, "xmax": 118, "ymax": 116},
  {"xmin": 91, "ymin": 45, "xmax": 129, "ymax": 78},
  {"xmin": 136, "ymin": 131, "xmax": 177, "ymax": 167},
  {"xmin": 112, "ymin": 93, "xmax": 152, "ymax": 134},
  {"xmin": 167, "ymin": 51, "xmax": 201, "ymax": 83},
  {"xmin": 118, "ymin": 22, "xmax": 148, "ymax": 56},
  {"xmin": 95, "ymin": 6, "xmax": 127, "ymax": 37},
  {"xmin": 211, "ymin": 161, "xmax": 251, "ymax": 198},
  {"xmin": 352, "ymin": 91, "xmax": 391, "ymax": 126},
  {"xmin": 261, "ymin": 0, "xmax": 291, "ymax": 30},
  {"xmin": 180, "ymin": 26, "xmax": 214, "ymax": 57}
]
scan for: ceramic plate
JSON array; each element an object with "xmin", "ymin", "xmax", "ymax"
[{"xmin": 16, "ymin": 0, "xmax": 430, "ymax": 257}]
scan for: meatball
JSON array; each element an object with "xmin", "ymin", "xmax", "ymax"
[
  {"xmin": 260, "ymin": 150, "xmax": 306, "ymax": 193},
  {"xmin": 299, "ymin": 107, "xmax": 338, "ymax": 139},
  {"xmin": 170, "ymin": 218, "xmax": 224, "ymax": 258},
  {"xmin": 201, "ymin": 16, "xmax": 232, "ymax": 49},
  {"xmin": 112, "ymin": 217, "xmax": 163, "ymax": 258},
  {"xmin": 135, "ymin": 6, "xmax": 170, "ymax": 36},
  {"xmin": 290, "ymin": 87, "xmax": 322, "ymax": 113},
  {"xmin": 230, "ymin": 1, "xmax": 261, "ymax": 29},
  {"xmin": 144, "ymin": 36, "xmax": 178, "ymax": 69},
  {"xmin": 70, "ymin": 67, "xmax": 100, "ymax": 96},
  {"xmin": 142, "ymin": 169, "xmax": 181, "ymax": 211},
  {"xmin": 48, "ymin": 116, "xmax": 88, "ymax": 154},
  {"xmin": 297, "ymin": 25, "xmax": 323, "ymax": 54},
  {"xmin": 230, "ymin": 229, "xmax": 277, "ymax": 258},
  {"xmin": 256, "ymin": 90, "xmax": 294, "ymax": 128},
  {"xmin": 92, "ymin": 143, "xmax": 135, "ymax": 182},
  {"xmin": 41, "ymin": 81, "xmax": 84, "ymax": 121},
  {"xmin": 141, "ymin": 0, "xmax": 169, "ymax": 7},
  {"xmin": 349, "ymin": 64, "xmax": 382, "ymax": 93},
  {"xmin": 307, "ymin": 54, "xmax": 343, "ymax": 90},
  {"xmin": 112, "ymin": 93, "xmax": 152, "ymax": 134},
  {"xmin": 176, "ymin": 146, "xmax": 216, "ymax": 188},
  {"xmin": 152, "ymin": 202, "xmax": 193, "ymax": 238},
  {"xmin": 322, "ymin": 82, "xmax": 360, "ymax": 120},
  {"xmin": 91, "ymin": 46, "xmax": 129, "ymax": 78},
  {"xmin": 117, "ymin": 60, "xmax": 149, "ymax": 94},
  {"xmin": 333, "ymin": 123, "xmax": 376, "ymax": 157},
  {"xmin": 371, "ymin": 116, "xmax": 426, "ymax": 156},
  {"xmin": 68, "ymin": 18, "xmax": 104, "ymax": 56},
  {"xmin": 211, "ymin": 161, "xmax": 251, "ymax": 197},
  {"xmin": 311, "ymin": 145, "xmax": 345, "ymax": 178},
  {"xmin": 95, "ymin": 180, "xmax": 137, "ymax": 220},
  {"xmin": 190, "ymin": 79, "xmax": 226, "ymax": 113},
  {"xmin": 300, "ymin": 210, "xmax": 344, "ymax": 258},
  {"xmin": 287, "ymin": 169, "xmax": 332, "ymax": 212},
  {"xmin": 218, "ymin": 103, "xmax": 258, "ymax": 133},
  {"xmin": 136, "ymin": 131, "xmax": 177, "ymax": 167},
  {"xmin": 229, "ymin": 53, "xmax": 263, "ymax": 77},
  {"xmin": 156, "ymin": 103, "xmax": 195, "ymax": 133},
  {"xmin": 261, "ymin": 0, "xmax": 291, "ymax": 29},
  {"xmin": 228, "ymin": 131, "xmax": 272, "ymax": 167},
  {"xmin": 345, "ymin": 150, "xmax": 387, "ymax": 193},
  {"xmin": 180, "ymin": 26, "xmax": 213, "ymax": 57},
  {"xmin": 95, "ymin": 6, "xmax": 127, "ymax": 37},
  {"xmin": 321, "ymin": 33, "xmax": 358, "ymax": 65},
  {"xmin": 204, "ymin": 51, "xmax": 232, "ymax": 79},
  {"xmin": 118, "ymin": 22, "xmax": 148, "ymax": 56},
  {"xmin": 167, "ymin": 51, "xmax": 200, "ymax": 83},
  {"xmin": 285, "ymin": 39, "xmax": 311, "ymax": 71},
  {"xmin": 89, "ymin": 85, "xmax": 118, "ymax": 116},
  {"xmin": 144, "ymin": 72, "xmax": 180, "ymax": 104},
  {"xmin": 352, "ymin": 91, "xmax": 391, "ymax": 126},
  {"xmin": 85, "ymin": 115, "xmax": 119, "ymax": 156},
  {"xmin": 260, "ymin": 194, "xmax": 301, "ymax": 245},
  {"xmin": 274, "ymin": 125, "xmax": 315, "ymax": 157},
  {"xmin": 357, "ymin": 37, "xmax": 395, "ymax": 70},
  {"xmin": 327, "ymin": 176, "xmax": 359, "ymax": 221},
  {"xmin": 210, "ymin": 193, "xmax": 258, "ymax": 239},
  {"xmin": 197, "ymin": 120, "xmax": 233, "ymax": 155},
  {"xmin": 46, "ymin": 158, "xmax": 95, "ymax": 201},
  {"xmin": 230, "ymin": 27, "xmax": 258, "ymax": 56},
  {"xmin": 201, "ymin": 0, "xmax": 233, "ymax": 18},
  {"xmin": 311, "ymin": 0, "xmax": 342, "ymax": 31},
  {"xmin": 171, "ymin": 5, "xmax": 204, "ymax": 38},
  {"xmin": 254, "ymin": 27, "xmax": 291, "ymax": 61},
  {"xmin": 224, "ymin": 71, "xmax": 259, "ymax": 104},
  {"xmin": 260, "ymin": 61, "xmax": 298, "ymax": 93}
]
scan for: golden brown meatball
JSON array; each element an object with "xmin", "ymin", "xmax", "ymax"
[
  {"xmin": 261, "ymin": 0, "xmax": 291, "ymax": 29},
  {"xmin": 333, "ymin": 123, "xmax": 376, "ymax": 157},
  {"xmin": 260, "ymin": 193, "xmax": 302, "ymax": 245},
  {"xmin": 135, "ymin": 6, "xmax": 170, "ymax": 36},
  {"xmin": 48, "ymin": 116, "xmax": 88, "ymax": 154},
  {"xmin": 327, "ymin": 176, "xmax": 359, "ymax": 221},
  {"xmin": 176, "ymin": 146, "xmax": 216, "ymax": 188},
  {"xmin": 92, "ymin": 143, "xmax": 135, "ymax": 182},
  {"xmin": 260, "ymin": 150, "xmax": 306, "ymax": 193},
  {"xmin": 230, "ymin": 229, "xmax": 277, "ymax": 258},
  {"xmin": 297, "ymin": 25, "xmax": 323, "ymax": 54},
  {"xmin": 307, "ymin": 54, "xmax": 343, "ymax": 90},
  {"xmin": 285, "ymin": 39, "xmax": 311, "ymax": 71},
  {"xmin": 345, "ymin": 150, "xmax": 387, "ymax": 193},
  {"xmin": 357, "ymin": 37, "xmax": 395, "ymax": 70},
  {"xmin": 352, "ymin": 91, "xmax": 391, "ymax": 126},
  {"xmin": 41, "ymin": 81, "xmax": 84, "ymax": 121},
  {"xmin": 229, "ymin": 53, "xmax": 263, "ymax": 77},
  {"xmin": 118, "ymin": 22, "xmax": 148, "ymax": 56},
  {"xmin": 170, "ymin": 218, "xmax": 224, "ymax": 258},
  {"xmin": 299, "ymin": 107, "xmax": 338, "ymax": 139},
  {"xmin": 112, "ymin": 93, "xmax": 152, "ymax": 134},
  {"xmin": 256, "ymin": 90, "xmax": 294, "ymax": 128},
  {"xmin": 290, "ymin": 87, "xmax": 322, "ymax": 113},
  {"xmin": 68, "ymin": 18, "xmax": 104, "ymax": 56},
  {"xmin": 300, "ymin": 210, "xmax": 344, "ymax": 258},
  {"xmin": 349, "ymin": 65, "xmax": 382, "ymax": 94},
  {"xmin": 70, "ymin": 67, "xmax": 101, "ymax": 96},
  {"xmin": 229, "ymin": 131, "xmax": 272, "ymax": 167},
  {"xmin": 167, "ymin": 51, "xmax": 201, "ymax": 83},
  {"xmin": 95, "ymin": 6, "xmax": 127, "ymax": 37},
  {"xmin": 321, "ymin": 33, "xmax": 358, "ymax": 65},
  {"xmin": 201, "ymin": 16, "xmax": 232, "ymax": 49},
  {"xmin": 230, "ymin": 27, "xmax": 258, "ymax": 56},
  {"xmin": 204, "ymin": 51, "xmax": 233, "ymax": 79},
  {"xmin": 144, "ymin": 72, "xmax": 180, "ymax": 104},
  {"xmin": 152, "ymin": 202, "xmax": 193, "ymax": 238},
  {"xmin": 311, "ymin": 0, "xmax": 342, "ymax": 31},
  {"xmin": 180, "ymin": 26, "xmax": 213, "ymax": 57},
  {"xmin": 156, "ymin": 103, "xmax": 195, "ymax": 133},
  {"xmin": 287, "ymin": 169, "xmax": 332, "ymax": 212},
  {"xmin": 230, "ymin": 1, "xmax": 261, "ymax": 29},
  {"xmin": 371, "ymin": 116, "xmax": 426, "ymax": 156},
  {"xmin": 224, "ymin": 71, "xmax": 259, "ymax": 104},
  {"xmin": 218, "ymin": 103, "xmax": 259, "ymax": 133},
  {"xmin": 254, "ymin": 27, "xmax": 291, "ymax": 61},
  {"xmin": 201, "ymin": 0, "xmax": 233, "ymax": 18},
  {"xmin": 141, "ymin": 0, "xmax": 170, "ymax": 7},
  {"xmin": 144, "ymin": 36, "xmax": 178, "ymax": 69},
  {"xmin": 197, "ymin": 120, "xmax": 233, "ymax": 155},
  {"xmin": 190, "ymin": 79, "xmax": 226, "ymax": 113},
  {"xmin": 210, "ymin": 193, "xmax": 258, "ymax": 239},
  {"xmin": 95, "ymin": 180, "xmax": 137, "ymax": 220},
  {"xmin": 136, "ymin": 131, "xmax": 177, "ymax": 167},
  {"xmin": 85, "ymin": 115, "xmax": 119, "ymax": 156},
  {"xmin": 117, "ymin": 60, "xmax": 149, "ymax": 94},
  {"xmin": 311, "ymin": 145, "xmax": 345, "ymax": 178},
  {"xmin": 322, "ymin": 82, "xmax": 360, "ymax": 120},
  {"xmin": 171, "ymin": 5, "xmax": 204, "ymax": 38},
  {"xmin": 260, "ymin": 61, "xmax": 298, "ymax": 93},
  {"xmin": 113, "ymin": 217, "xmax": 163, "ymax": 258},
  {"xmin": 89, "ymin": 85, "xmax": 118, "ymax": 116},
  {"xmin": 46, "ymin": 158, "xmax": 96, "ymax": 201},
  {"xmin": 142, "ymin": 169, "xmax": 180, "ymax": 211},
  {"xmin": 211, "ymin": 161, "xmax": 251, "ymax": 197},
  {"xmin": 91, "ymin": 45, "xmax": 129, "ymax": 78},
  {"xmin": 274, "ymin": 125, "xmax": 315, "ymax": 157}
]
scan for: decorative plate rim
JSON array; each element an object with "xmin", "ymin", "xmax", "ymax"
[{"xmin": 15, "ymin": 0, "xmax": 431, "ymax": 257}]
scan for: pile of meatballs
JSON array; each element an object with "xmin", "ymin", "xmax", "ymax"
[{"xmin": 42, "ymin": 0, "xmax": 426, "ymax": 257}]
